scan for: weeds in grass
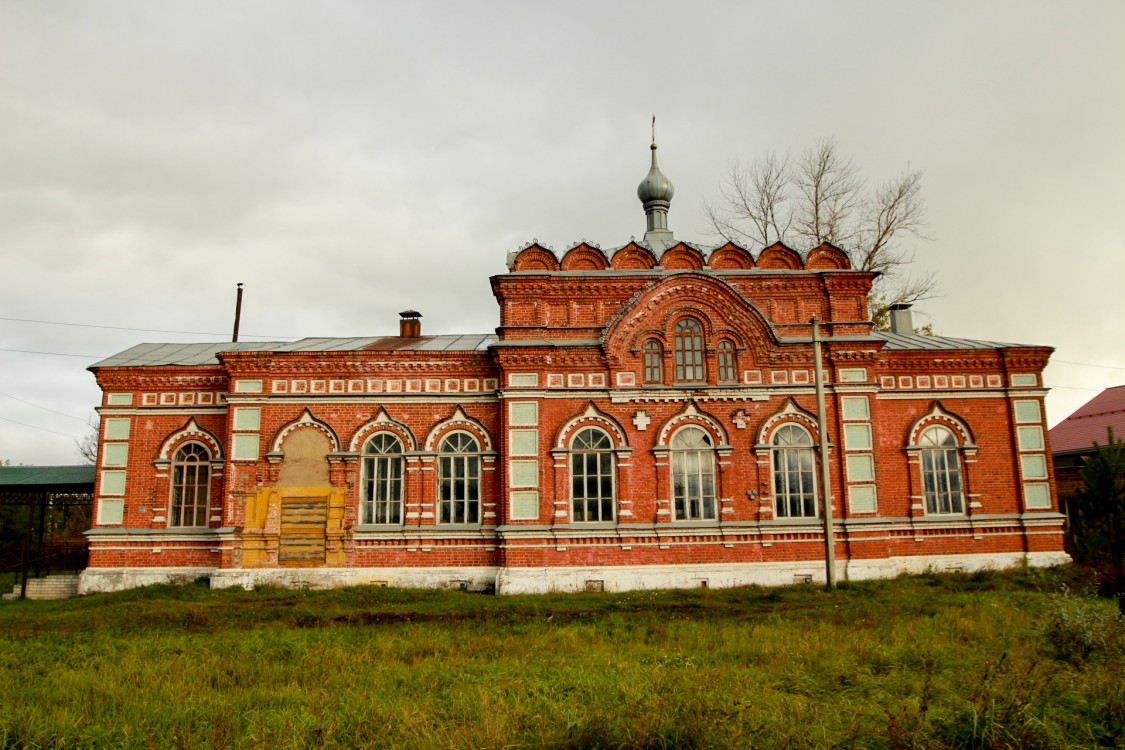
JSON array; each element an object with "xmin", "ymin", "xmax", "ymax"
[
  {"xmin": 1, "ymin": 565, "xmax": 1122, "ymax": 748},
  {"xmin": 1042, "ymin": 587, "xmax": 1122, "ymax": 662}
]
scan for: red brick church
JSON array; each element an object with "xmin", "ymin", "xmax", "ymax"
[{"xmin": 81, "ymin": 143, "xmax": 1069, "ymax": 593}]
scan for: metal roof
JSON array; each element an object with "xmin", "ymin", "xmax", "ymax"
[
  {"xmin": 0, "ymin": 465, "xmax": 95, "ymax": 489},
  {"xmin": 91, "ymin": 335, "xmax": 499, "ymax": 368},
  {"xmin": 1050, "ymin": 385, "xmax": 1125, "ymax": 455},
  {"xmin": 90, "ymin": 330, "xmax": 1037, "ymax": 370},
  {"xmin": 872, "ymin": 331, "xmax": 1027, "ymax": 350}
]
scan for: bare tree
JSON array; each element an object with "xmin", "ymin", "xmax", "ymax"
[
  {"xmin": 705, "ymin": 154, "xmax": 792, "ymax": 248},
  {"xmin": 705, "ymin": 138, "xmax": 936, "ymax": 329},
  {"xmin": 75, "ymin": 419, "xmax": 98, "ymax": 465}
]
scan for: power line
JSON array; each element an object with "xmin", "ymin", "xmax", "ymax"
[
  {"xmin": 0, "ymin": 390, "xmax": 92, "ymax": 424},
  {"xmin": 0, "ymin": 348, "xmax": 102, "ymax": 359},
  {"xmin": 0, "ymin": 315, "xmax": 291, "ymax": 339},
  {"xmin": 1043, "ymin": 384, "xmax": 1105, "ymax": 391},
  {"xmin": 0, "ymin": 414, "xmax": 82, "ymax": 439},
  {"xmin": 1051, "ymin": 359, "xmax": 1125, "ymax": 371}
]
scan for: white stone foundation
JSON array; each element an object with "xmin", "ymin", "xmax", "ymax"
[
  {"xmin": 78, "ymin": 567, "xmax": 215, "ymax": 595},
  {"xmin": 208, "ymin": 566, "xmax": 500, "ymax": 593},
  {"xmin": 495, "ymin": 550, "xmax": 1072, "ymax": 594},
  {"xmin": 77, "ymin": 551, "xmax": 1071, "ymax": 596}
]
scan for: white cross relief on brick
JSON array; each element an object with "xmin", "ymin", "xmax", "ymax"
[{"xmin": 632, "ymin": 410, "xmax": 651, "ymax": 431}]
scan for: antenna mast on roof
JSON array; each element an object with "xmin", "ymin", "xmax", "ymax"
[{"xmin": 231, "ymin": 283, "xmax": 244, "ymax": 343}]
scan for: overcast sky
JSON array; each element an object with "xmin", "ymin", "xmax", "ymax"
[{"xmin": 2, "ymin": 1, "xmax": 1123, "ymax": 466}]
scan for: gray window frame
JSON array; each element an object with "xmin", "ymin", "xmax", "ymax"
[
  {"xmin": 361, "ymin": 433, "xmax": 405, "ymax": 525},
  {"xmin": 670, "ymin": 426, "xmax": 716, "ymax": 521},
  {"xmin": 643, "ymin": 340, "xmax": 663, "ymax": 384},
  {"xmin": 570, "ymin": 427, "xmax": 615, "ymax": 523},
  {"xmin": 717, "ymin": 339, "xmax": 736, "ymax": 383},
  {"xmin": 771, "ymin": 424, "xmax": 818, "ymax": 518},
  {"xmin": 674, "ymin": 318, "xmax": 705, "ymax": 382},
  {"xmin": 170, "ymin": 442, "xmax": 210, "ymax": 527},
  {"xmin": 919, "ymin": 425, "xmax": 964, "ymax": 514},
  {"xmin": 439, "ymin": 431, "xmax": 481, "ymax": 524}
]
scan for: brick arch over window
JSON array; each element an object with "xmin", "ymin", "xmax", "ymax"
[
  {"xmin": 158, "ymin": 418, "xmax": 224, "ymax": 461},
  {"xmin": 602, "ymin": 273, "xmax": 777, "ymax": 364},
  {"xmin": 907, "ymin": 403, "xmax": 976, "ymax": 516},
  {"xmin": 169, "ymin": 441, "xmax": 214, "ymax": 527},
  {"xmin": 659, "ymin": 244, "xmax": 706, "ymax": 270},
  {"xmin": 756, "ymin": 399, "xmax": 821, "ymax": 446},
  {"xmin": 553, "ymin": 402, "xmax": 629, "ymax": 450},
  {"xmin": 609, "ymin": 243, "xmax": 657, "ymax": 270},
  {"xmin": 655, "ymin": 402, "xmax": 727, "ymax": 448},
  {"xmin": 906, "ymin": 402, "xmax": 975, "ymax": 447},
  {"xmin": 270, "ymin": 409, "xmax": 341, "ymax": 453},
  {"xmin": 348, "ymin": 407, "xmax": 418, "ymax": 453},
  {"xmin": 424, "ymin": 405, "xmax": 493, "ymax": 452},
  {"xmin": 708, "ymin": 243, "xmax": 754, "ymax": 269},
  {"xmin": 560, "ymin": 244, "xmax": 609, "ymax": 271},
  {"xmin": 804, "ymin": 242, "xmax": 851, "ymax": 270},
  {"xmin": 756, "ymin": 242, "xmax": 803, "ymax": 269},
  {"xmin": 510, "ymin": 245, "xmax": 560, "ymax": 271}
]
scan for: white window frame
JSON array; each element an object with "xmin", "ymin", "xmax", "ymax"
[
  {"xmin": 104, "ymin": 418, "xmax": 131, "ymax": 440},
  {"xmin": 670, "ymin": 426, "xmax": 717, "ymax": 521},
  {"xmin": 233, "ymin": 407, "xmax": 261, "ymax": 431},
  {"xmin": 771, "ymin": 424, "xmax": 818, "ymax": 518},
  {"xmin": 918, "ymin": 425, "xmax": 964, "ymax": 514},
  {"xmin": 170, "ymin": 442, "xmax": 211, "ymax": 528},
  {"xmin": 438, "ymin": 431, "xmax": 481, "ymax": 524},
  {"xmin": 840, "ymin": 396, "xmax": 870, "ymax": 421},
  {"xmin": 570, "ymin": 427, "xmax": 615, "ymax": 523},
  {"xmin": 361, "ymin": 433, "xmax": 405, "ymax": 525}
]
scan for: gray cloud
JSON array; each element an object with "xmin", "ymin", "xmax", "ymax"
[{"xmin": 2, "ymin": 0, "xmax": 1123, "ymax": 464}]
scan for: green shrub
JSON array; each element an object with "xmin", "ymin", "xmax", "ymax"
[{"xmin": 1042, "ymin": 592, "xmax": 1120, "ymax": 661}]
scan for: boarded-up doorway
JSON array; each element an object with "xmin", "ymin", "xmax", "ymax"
[
  {"xmin": 241, "ymin": 420, "xmax": 346, "ymax": 568},
  {"xmin": 278, "ymin": 496, "xmax": 328, "ymax": 566}
]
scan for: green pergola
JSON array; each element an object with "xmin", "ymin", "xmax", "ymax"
[{"xmin": 0, "ymin": 465, "xmax": 94, "ymax": 599}]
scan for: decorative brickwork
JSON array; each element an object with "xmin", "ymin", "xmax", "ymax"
[{"xmin": 82, "ymin": 153, "xmax": 1068, "ymax": 594}]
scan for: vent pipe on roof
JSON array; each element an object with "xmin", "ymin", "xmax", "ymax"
[
  {"xmin": 232, "ymin": 283, "xmax": 244, "ymax": 343},
  {"xmin": 399, "ymin": 310, "xmax": 421, "ymax": 338},
  {"xmin": 888, "ymin": 303, "xmax": 913, "ymax": 334}
]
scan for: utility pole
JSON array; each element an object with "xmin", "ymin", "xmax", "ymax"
[
  {"xmin": 232, "ymin": 283, "xmax": 244, "ymax": 343},
  {"xmin": 811, "ymin": 316, "xmax": 837, "ymax": 589}
]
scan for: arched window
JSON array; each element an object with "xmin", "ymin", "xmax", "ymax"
[
  {"xmin": 643, "ymin": 340, "xmax": 663, "ymax": 384},
  {"xmin": 772, "ymin": 424, "xmax": 817, "ymax": 518},
  {"xmin": 571, "ymin": 427, "xmax": 615, "ymax": 522},
  {"xmin": 170, "ymin": 442, "xmax": 210, "ymax": 527},
  {"xmin": 919, "ymin": 425, "xmax": 964, "ymax": 514},
  {"xmin": 362, "ymin": 433, "xmax": 404, "ymax": 524},
  {"xmin": 439, "ymin": 432, "xmax": 480, "ymax": 524},
  {"xmin": 671, "ymin": 426, "xmax": 716, "ymax": 520},
  {"xmin": 674, "ymin": 318, "xmax": 705, "ymax": 382},
  {"xmin": 717, "ymin": 340, "xmax": 736, "ymax": 383}
]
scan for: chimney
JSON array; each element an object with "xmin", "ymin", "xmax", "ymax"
[
  {"xmin": 399, "ymin": 310, "xmax": 421, "ymax": 338},
  {"xmin": 888, "ymin": 304, "xmax": 913, "ymax": 334}
]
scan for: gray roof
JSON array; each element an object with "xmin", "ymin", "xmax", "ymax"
[
  {"xmin": 92, "ymin": 335, "xmax": 498, "ymax": 368},
  {"xmin": 91, "ymin": 330, "xmax": 1036, "ymax": 370},
  {"xmin": 0, "ymin": 465, "xmax": 95, "ymax": 489},
  {"xmin": 872, "ymin": 331, "xmax": 1028, "ymax": 350}
]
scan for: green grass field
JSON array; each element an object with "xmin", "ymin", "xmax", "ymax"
[{"xmin": 1, "ymin": 566, "xmax": 1122, "ymax": 749}]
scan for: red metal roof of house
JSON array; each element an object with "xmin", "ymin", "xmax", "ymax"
[{"xmin": 1050, "ymin": 384, "xmax": 1125, "ymax": 455}]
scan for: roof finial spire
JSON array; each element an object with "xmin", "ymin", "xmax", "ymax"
[{"xmin": 637, "ymin": 116, "xmax": 674, "ymax": 246}]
